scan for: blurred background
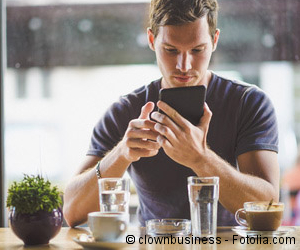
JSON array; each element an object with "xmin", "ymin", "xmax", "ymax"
[{"xmin": 1, "ymin": 0, "xmax": 300, "ymax": 226}]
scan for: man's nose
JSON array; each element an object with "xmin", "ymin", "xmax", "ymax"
[{"xmin": 176, "ymin": 52, "xmax": 192, "ymax": 72}]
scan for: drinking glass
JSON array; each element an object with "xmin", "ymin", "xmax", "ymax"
[
  {"xmin": 188, "ymin": 176, "xmax": 219, "ymax": 238},
  {"xmin": 98, "ymin": 178, "xmax": 130, "ymax": 221}
]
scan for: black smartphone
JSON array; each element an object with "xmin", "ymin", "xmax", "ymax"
[{"xmin": 158, "ymin": 85, "xmax": 207, "ymax": 125}]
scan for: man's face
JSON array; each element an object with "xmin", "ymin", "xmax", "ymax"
[{"xmin": 148, "ymin": 16, "xmax": 219, "ymax": 88}]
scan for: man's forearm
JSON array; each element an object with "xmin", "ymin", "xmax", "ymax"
[
  {"xmin": 63, "ymin": 169, "xmax": 99, "ymax": 227},
  {"xmin": 63, "ymin": 143, "xmax": 132, "ymax": 227},
  {"xmin": 99, "ymin": 142, "xmax": 132, "ymax": 178},
  {"xmin": 191, "ymin": 149, "xmax": 279, "ymax": 215}
]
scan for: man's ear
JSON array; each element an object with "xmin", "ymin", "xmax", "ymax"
[
  {"xmin": 147, "ymin": 28, "xmax": 155, "ymax": 51},
  {"xmin": 212, "ymin": 29, "xmax": 220, "ymax": 52}
]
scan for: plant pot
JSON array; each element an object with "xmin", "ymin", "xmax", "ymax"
[{"xmin": 9, "ymin": 207, "xmax": 63, "ymax": 245}]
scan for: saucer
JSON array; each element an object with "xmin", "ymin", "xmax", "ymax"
[
  {"xmin": 232, "ymin": 226, "xmax": 296, "ymax": 238},
  {"xmin": 73, "ymin": 234, "xmax": 129, "ymax": 249}
]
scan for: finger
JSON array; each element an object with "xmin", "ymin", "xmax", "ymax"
[
  {"xmin": 151, "ymin": 111, "xmax": 177, "ymax": 128},
  {"xmin": 151, "ymin": 111, "xmax": 182, "ymax": 141},
  {"xmin": 126, "ymin": 138, "xmax": 160, "ymax": 150},
  {"xmin": 157, "ymin": 134, "xmax": 173, "ymax": 148},
  {"xmin": 127, "ymin": 127, "xmax": 160, "ymax": 141},
  {"xmin": 130, "ymin": 148, "xmax": 160, "ymax": 158},
  {"xmin": 198, "ymin": 102, "xmax": 212, "ymax": 128},
  {"xmin": 129, "ymin": 119, "xmax": 157, "ymax": 131},
  {"xmin": 157, "ymin": 101, "xmax": 189, "ymax": 128},
  {"xmin": 153, "ymin": 122, "xmax": 177, "ymax": 143},
  {"xmin": 138, "ymin": 102, "xmax": 155, "ymax": 119}
]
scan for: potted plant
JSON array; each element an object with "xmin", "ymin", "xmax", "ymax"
[{"xmin": 6, "ymin": 174, "xmax": 63, "ymax": 245}]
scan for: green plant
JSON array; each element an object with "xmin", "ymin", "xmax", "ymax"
[{"xmin": 6, "ymin": 174, "xmax": 63, "ymax": 214}]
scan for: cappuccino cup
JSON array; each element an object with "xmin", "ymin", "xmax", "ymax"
[
  {"xmin": 235, "ymin": 201, "xmax": 284, "ymax": 231},
  {"xmin": 88, "ymin": 212, "xmax": 127, "ymax": 241}
]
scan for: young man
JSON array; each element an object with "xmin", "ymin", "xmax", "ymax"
[{"xmin": 63, "ymin": 0, "xmax": 279, "ymax": 227}]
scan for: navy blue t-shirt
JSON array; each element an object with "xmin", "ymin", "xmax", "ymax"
[{"xmin": 87, "ymin": 73, "xmax": 279, "ymax": 226}]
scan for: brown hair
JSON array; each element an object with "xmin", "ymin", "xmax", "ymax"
[{"xmin": 149, "ymin": 0, "xmax": 219, "ymax": 41}]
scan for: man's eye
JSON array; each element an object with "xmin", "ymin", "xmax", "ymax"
[
  {"xmin": 192, "ymin": 48, "xmax": 205, "ymax": 53},
  {"xmin": 165, "ymin": 48, "xmax": 178, "ymax": 53}
]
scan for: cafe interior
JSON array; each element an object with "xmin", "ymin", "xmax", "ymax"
[{"xmin": 1, "ymin": 0, "xmax": 300, "ymax": 244}]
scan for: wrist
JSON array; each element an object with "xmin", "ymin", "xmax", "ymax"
[
  {"xmin": 116, "ymin": 140, "xmax": 133, "ymax": 165},
  {"xmin": 97, "ymin": 142, "xmax": 132, "ymax": 178},
  {"xmin": 190, "ymin": 147, "xmax": 214, "ymax": 176},
  {"xmin": 95, "ymin": 161, "xmax": 101, "ymax": 179}
]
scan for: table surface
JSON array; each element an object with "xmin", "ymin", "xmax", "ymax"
[{"xmin": 0, "ymin": 226, "xmax": 299, "ymax": 249}]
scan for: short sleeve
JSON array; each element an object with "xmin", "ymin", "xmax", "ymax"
[
  {"xmin": 87, "ymin": 98, "xmax": 132, "ymax": 158},
  {"xmin": 235, "ymin": 86, "xmax": 279, "ymax": 157},
  {"xmin": 86, "ymin": 83, "xmax": 150, "ymax": 157}
]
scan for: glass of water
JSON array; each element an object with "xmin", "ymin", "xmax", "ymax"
[
  {"xmin": 188, "ymin": 176, "xmax": 219, "ymax": 238},
  {"xmin": 98, "ymin": 178, "xmax": 130, "ymax": 218}
]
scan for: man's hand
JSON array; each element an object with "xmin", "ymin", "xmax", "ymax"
[
  {"xmin": 119, "ymin": 102, "xmax": 161, "ymax": 162},
  {"xmin": 151, "ymin": 101, "xmax": 212, "ymax": 169}
]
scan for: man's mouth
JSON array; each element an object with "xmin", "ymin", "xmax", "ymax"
[{"xmin": 174, "ymin": 76, "xmax": 194, "ymax": 83}]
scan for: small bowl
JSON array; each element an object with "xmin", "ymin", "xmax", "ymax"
[{"xmin": 146, "ymin": 219, "xmax": 191, "ymax": 236}]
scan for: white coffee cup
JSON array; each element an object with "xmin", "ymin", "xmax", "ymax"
[{"xmin": 88, "ymin": 212, "xmax": 127, "ymax": 241}]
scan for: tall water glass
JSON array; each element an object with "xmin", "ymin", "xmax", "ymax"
[
  {"xmin": 98, "ymin": 178, "xmax": 130, "ymax": 221},
  {"xmin": 188, "ymin": 176, "xmax": 219, "ymax": 238}
]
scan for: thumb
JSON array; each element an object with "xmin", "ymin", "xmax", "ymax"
[
  {"xmin": 199, "ymin": 102, "xmax": 212, "ymax": 129},
  {"xmin": 138, "ymin": 102, "xmax": 155, "ymax": 119}
]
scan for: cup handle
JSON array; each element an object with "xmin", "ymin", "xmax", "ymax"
[
  {"xmin": 235, "ymin": 208, "xmax": 248, "ymax": 227},
  {"xmin": 118, "ymin": 221, "xmax": 127, "ymax": 233}
]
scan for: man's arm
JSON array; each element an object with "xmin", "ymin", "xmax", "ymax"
[
  {"xmin": 63, "ymin": 102, "xmax": 160, "ymax": 227},
  {"xmin": 151, "ymin": 101, "xmax": 279, "ymax": 215},
  {"xmin": 193, "ymin": 149, "xmax": 279, "ymax": 214},
  {"xmin": 63, "ymin": 155, "xmax": 101, "ymax": 228},
  {"xmin": 63, "ymin": 148, "xmax": 132, "ymax": 227}
]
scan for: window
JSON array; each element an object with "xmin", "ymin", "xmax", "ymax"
[{"xmin": 2, "ymin": 0, "xmax": 300, "ymax": 226}]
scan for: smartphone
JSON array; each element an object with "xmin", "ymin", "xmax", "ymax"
[{"xmin": 158, "ymin": 85, "xmax": 206, "ymax": 125}]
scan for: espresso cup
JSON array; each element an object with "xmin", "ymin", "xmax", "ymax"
[
  {"xmin": 235, "ymin": 201, "xmax": 284, "ymax": 231},
  {"xmin": 88, "ymin": 212, "xmax": 127, "ymax": 241}
]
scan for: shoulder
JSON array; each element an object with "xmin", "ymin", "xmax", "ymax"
[
  {"xmin": 118, "ymin": 79, "xmax": 160, "ymax": 108},
  {"xmin": 211, "ymin": 74, "xmax": 279, "ymax": 156},
  {"xmin": 88, "ymin": 79, "xmax": 161, "ymax": 155},
  {"xmin": 104, "ymin": 79, "xmax": 161, "ymax": 120},
  {"xmin": 210, "ymin": 73, "xmax": 272, "ymax": 108},
  {"xmin": 211, "ymin": 73, "xmax": 262, "ymax": 96}
]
